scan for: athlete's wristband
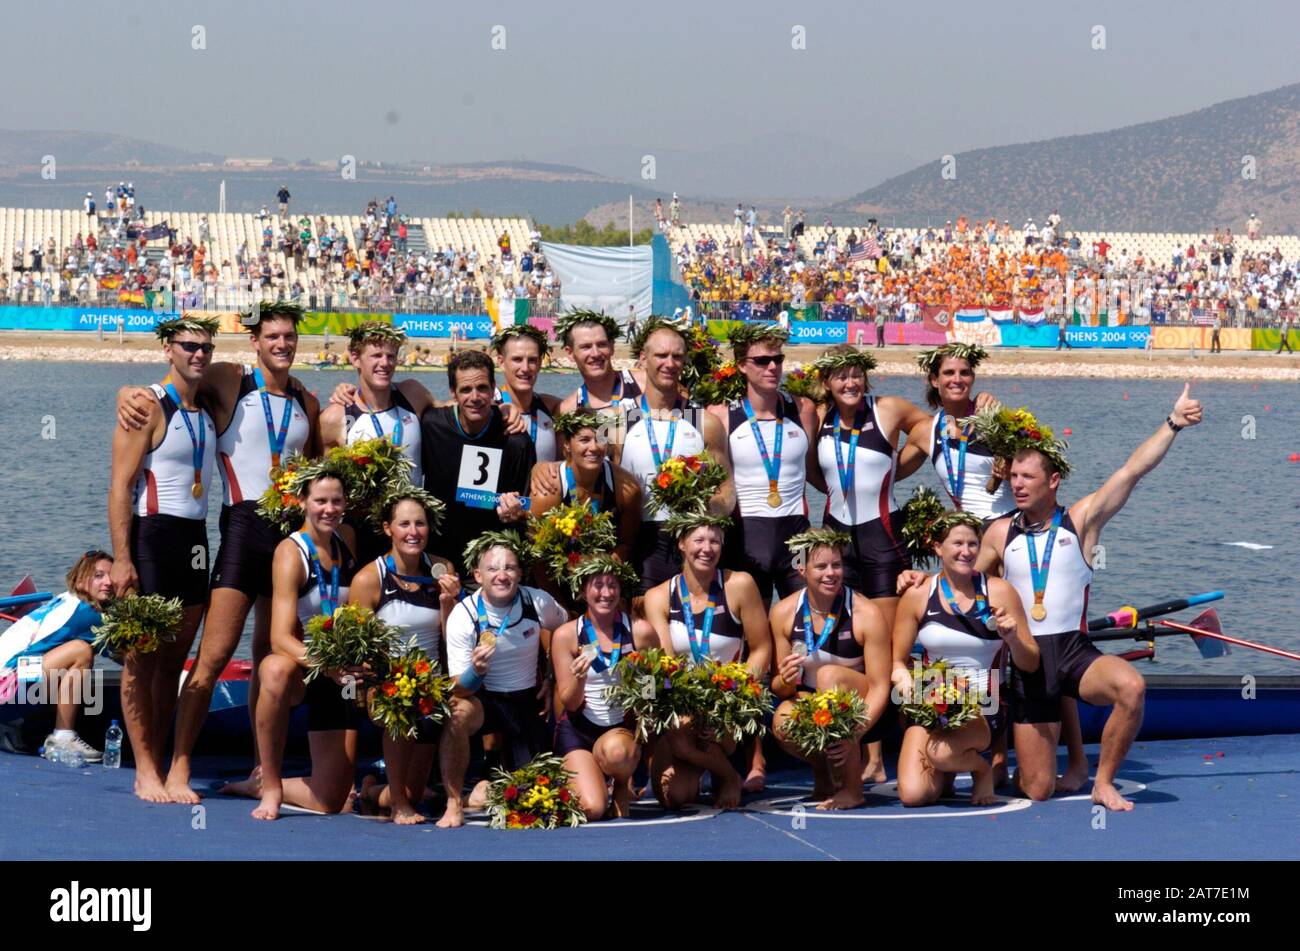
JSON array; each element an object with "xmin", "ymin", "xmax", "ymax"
[
  {"xmin": 458, "ymin": 668, "xmax": 484, "ymax": 691},
  {"xmin": 1165, "ymin": 415, "xmax": 1184, "ymax": 434}
]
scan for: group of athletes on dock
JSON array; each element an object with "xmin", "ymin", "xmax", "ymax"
[{"xmin": 87, "ymin": 302, "xmax": 1200, "ymax": 824}]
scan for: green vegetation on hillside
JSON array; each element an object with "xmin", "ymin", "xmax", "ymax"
[{"xmin": 538, "ymin": 220, "xmax": 654, "ymax": 246}]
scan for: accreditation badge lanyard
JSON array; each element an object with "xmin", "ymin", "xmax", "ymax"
[
  {"xmin": 743, "ymin": 398, "xmax": 784, "ymax": 507},
  {"xmin": 562, "ymin": 463, "xmax": 600, "ymax": 513},
  {"xmin": 1024, "ymin": 507, "xmax": 1063, "ymax": 623},
  {"xmin": 581, "ymin": 614, "xmax": 629, "ymax": 673},
  {"xmin": 498, "ymin": 389, "xmax": 537, "ymax": 444},
  {"xmin": 678, "ymin": 573, "xmax": 717, "ymax": 664},
  {"xmin": 357, "ymin": 395, "xmax": 402, "ymax": 448},
  {"xmin": 252, "ymin": 367, "xmax": 294, "ymax": 472},
  {"xmin": 936, "ymin": 409, "xmax": 968, "ymax": 504},
  {"xmin": 641, "ymin": 396, "xmax": 678, "ymax": 469},
  {"xmin": 939, "ymin": 573, "xmax": 995, "ymax": 630},
  {"xmin": 800, "ymin": 589, "xmax": 845, "ymax": 654},
  {"xmin": 298, "ymin": 533, "xmax": 340, "ymax": 617},
  {"xmin": 831, "ymin": 408, "xmax": 862, "ymax": 502},
  {"xmin": 475, "ymin": 592, "xmax": 518, "ymax": 647},
  {"xmin": 163, "ymin": 378, "xmax": 205, "ymax": 499}
]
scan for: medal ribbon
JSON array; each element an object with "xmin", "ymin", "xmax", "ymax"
[
  {"xmin": 832, "ymin": 407, "xmax": 862, "ymax": 501},
  {"xmin": 939, "ymin": 573, "xmax": 993, "ymax": 627},
  {"xmin": 475, "ymin": 591, "xmax": 518, "ymax": 646},
  {"xmin": 384, "ymin": 554, "xmax": 434, "ymax": 586},
  {"xmin": 561, "ymin": 463, "xmax": 600, "ymax": 513},
  {"xmin": 358, "ymin": 394, "xmax": 402, "ymax": 448},
  {"xmin": 936, "ymin": 409, "xmax": 968, "ymax": 504},
  {"xmin": 252, "ymin": 367, "xmax": 294, "ymax": 469},
  {"xmin": 677, "ymin": 573, "xmax": 717, "ymax": 663},
  {"xmin": 298, "ymin": 532, "xmax": 340, "ymax": 617},
  {"xmin": 800, "ymin": 589, "xmax": 845, "ymax": 654},
  {"xmin": 580, "ymin": 613, "xmax": 630, "ymax": 673},
  {"xmin": 641, "ymin": 396, "xmax": 678, "ymax": 469},
  {"xmin": 499, "ymin": 389, "xmax": 537, "ymax": 443},
  {"xmin": 1024, "ymin": 506, "xmax": 1063, "ymax": 620},
  {"xmin": 163, "ymin": 378, "xmax": 205, "ymax": 496},
  {"xmin": 580, "ymin": 373, "xmax": 622, "ymax": 410},
  {"xmin": 743, "ymin": 398, "xmax": 783, "ymax": 501}
]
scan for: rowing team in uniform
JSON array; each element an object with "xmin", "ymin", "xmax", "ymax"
[{"xmin": 58, "ymin": 305, "xmax": 1199, "ymax": 824}]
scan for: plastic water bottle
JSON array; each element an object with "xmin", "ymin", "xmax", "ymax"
[
  {"xmin": 103, "ymin": 720, "xmax": 123, "ymax": 769},
  {"xmin": 42, "ymin": 745, "xmax": 61, "ymax": 765},
  {"xmin": 62, "ymin": 747, "xmax": 85, "ymax": 769}
]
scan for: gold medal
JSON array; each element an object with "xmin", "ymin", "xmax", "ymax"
[
  {"xmin": 479, "ymin": 631, "xmax": 497, "ymax": 648},
  {"xmin": 1031, "ymin": 603, "xmax": 1047, "ymax": 622},
  {"xmin": 191, "ymin": 481, "xmax": 203, "ymax": 499},
  {"xmin": 767, "ymin": 487, "xmax": 782, "ymax": 508}
]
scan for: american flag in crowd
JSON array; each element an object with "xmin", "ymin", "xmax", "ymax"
[
  {"xmin": 849, "ymin": 235, "xmax": 880, "ymax": 262},
  {"xmin": 1190, "ymin": 308, "xmax": 1215, "ymax": 326}
]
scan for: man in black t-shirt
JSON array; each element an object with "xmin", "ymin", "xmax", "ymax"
[{"xmin": 422, "ymin": 350, "xmax": 535, "ymax": 575}]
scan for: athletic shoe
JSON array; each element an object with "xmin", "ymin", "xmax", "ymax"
[{"xmin": 42, "ymin": 733, "xmax": 103, "ymax": 763}]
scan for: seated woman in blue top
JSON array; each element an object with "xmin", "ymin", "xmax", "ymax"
[{"xmin": 0, "ymin": 551, "xmax": 115, "ymax": 761}]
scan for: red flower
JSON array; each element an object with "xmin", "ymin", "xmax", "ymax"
[
  {"xmin": 321, "ymin": 617, "xmax": 334, "ymax": 631},
  {"xmin": 519, "ymin": 813, "xmax": 537, "ymax": 826},
  {"xmin": 353, "ymin": 456, "xmax": 372, "ymax": 466},
  {"xmin": 1027, "ymin": 429, "xmax": 1042, "ymax": 441},
  {"xmin": 686, "ymin": 457, "xmax": 702, "ymax": 472},
  {"xmin": 414, "ymin": 660, "xmax": 431, "ymax": 676},
  {"xmin": 504, "ymin": 785, "xmax": 518, "ymax": 800},
  {"xmin": 559, "ymin": 789, "xmax": 571, "ymax": 802},
  {"xmin": 134, "ymin": 636, "xmax": 151, "ymax": 649},
  {"xmin": 536, "ymin": 775, "xmax": 551, "ymax": 786},
  {"xmin": 935, "ymin": 701, "xmax": 949, "ymax": 714},
  {"xmin": 418, "ymin": 697, "xmax": 435, "ymax": 715},
  {"xmin": 838, "ymin": 702, "xmax": 850, "ymax": 711},
  {"xmin": 722, "ymin": 678, "xmax": 736, "ymax": 692},
  {"xmin": 656, "ymin": 473, "xmax": 673, "ymax": 489},
  {"xmin": 382, "ymin": 682, "xmax": 397, "ymax": 697},
  {"xmin": 568, "ymin": 552, "xmax": 581, "ymax": 566}
]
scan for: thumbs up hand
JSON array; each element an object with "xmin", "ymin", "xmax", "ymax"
[{"xmin": 1172, "ymin": 382, "xmax": 1202, "ymax": 428}]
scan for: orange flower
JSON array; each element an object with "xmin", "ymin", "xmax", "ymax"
[
  {"xmin": 536, "ymin": 775, "xmax": 550, "ymax": 786},
  {"xmin": 382, "ymin": 682, "xmax": 397, "ymax": 697},
  {"xmin": 353, "ymin": 456, "xmax": 372, "ymax": 466},
  {"xmin": 656, "ymin": 473, "xmax": 673, "ymax": 489},
  {"xmin": 813, "ymin": 708, "xmax": 833, "ymax": 727},
  {"xmin": 414, "ymin": 659, "xmax": 431, "ymax": 675}
]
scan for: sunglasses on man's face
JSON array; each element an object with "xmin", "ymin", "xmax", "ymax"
[
  {"xmin": 174, "ymin": 341, "xmax": 216, "ymax": 355},
  {"xmin": 746, "ymin": 354, "xmax": 785, "ymax": 368}
]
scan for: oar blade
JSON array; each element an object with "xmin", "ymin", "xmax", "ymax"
[
  {"xmin": 5, "ymin": 575, "xmax": 39, "ymax": 620},
  {"xmin": 1186, "ymin": 609, "xmax": 1230, "ymax": 658}
]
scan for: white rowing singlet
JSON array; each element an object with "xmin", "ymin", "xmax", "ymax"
[
  {"xmin": 217, "ymin": 365, "xmax": 311, "ymax": 505},
  {"xmin": 345, "ymin": 389, "xmax": 424, "ymax": 485},
  {"xmin": 133, "ymin": 383, "xmax": 216, "ymax": 519},
  {"xmin": 621, "ymin": 400, "xmax": 707, "ymax": 521},
  {"xmin": 929, "ymin": 411, "xmax": 1015, "ymax": 519},
  {"xmin": 726, "ymin": 393, "xmax": 808, "ymax": 518},
  {"xmin": 1001, "ymin": 510, "xmax": 1093, "ymax": 637},
  {"xmin": 817, "ymin": 397, "xmax": 899, "ymax": 527}
]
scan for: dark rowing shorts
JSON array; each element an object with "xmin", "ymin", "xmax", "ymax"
[
  {"xmin": 823, "ymin": 513, "xmax": 909, "ymax": 599},
  {"xmin": 415, "ymin": 716, "xmax": 444, "ymax": 746},
  {"xmin": 211, "ymin": 501, "xmax": 288, "ymax": 598},
  {"xmin": 553, "ymin": 709, "xmax": 625, "ymax": 756},
  {"xmin": 1007, "ymin": 630, "xmax": 1104, "ymax": 724},
  {"xmin": 131, "ymin": 513, "xmax": 209, "ymax": 607},
  {"xmin": 478, "ymin": 687, "xmax": 549, "ymax": 771},
  {"xmin": 632, "ymin": 521, "xmax": 682, "ymax": 595},
  {"xmin": 301, "ymin": 674, "xmax": 364, "ymax": 732},
  {"xmin": 795, "ymin": 687, "xmax": 897, "ymax": 744},
  {"xmin": 726, "ymin": 513, "xmax": 809, "ymax": 602}
]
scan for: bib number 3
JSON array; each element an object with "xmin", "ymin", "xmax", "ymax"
[{"xmin": 456, "ymin": 446, "xmax": 504, "ymax": 509}]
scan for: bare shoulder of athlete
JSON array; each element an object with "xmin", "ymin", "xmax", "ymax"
[
  {"xmin": 769, "ymin": 590, "xmax": 797, "ymax": 632},
  {"xmin": 538, "ymin": 392, "xmax": 562, "ymax": 415},
  {"xmin": 986, "ymin": 575, "xmax": 1018, "ymax": 606},
  {"xmin": 724, "ymin": 568, "xmax": 760, "ymax": 602},
  {"xmin": 556, "ymin": 390, "xmax": 579, "ymax": 414},
  {"xmin": 397, "ymin": 378, "xmax": 435, "ymax": 415},
  {"xmin": 347, "ymin": 560, "xmax": 381, "ymax": 605}
]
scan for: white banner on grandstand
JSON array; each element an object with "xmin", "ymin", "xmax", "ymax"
[{"xmin": 542, "ymin": 242, "xmax": 653, "ymax": 321}]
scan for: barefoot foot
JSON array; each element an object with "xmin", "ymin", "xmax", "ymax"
[
  {"xmin": 164, "ymin": 776, "xmax": 202, "ymax": 805},
  {"xmin": 1058, "ymin": 759, "xmax": 1090, "ymax": 794},
  {"xmin": 436, "ymin": 799, "xmax": 466, "ymax": 828},
  {"xmin": 219, "ymin": 774, "xmax": 263, "ymax": 799},
  {"xmin": 970, "ymin": 772, "xmax": 997, "ymax": 806},
  {"xmin": 742, "ymin": 767, "xmax": 766, "ymax": 794},
  {"xmin": 860, "ymin": 761, "xmax": 887, "ymax": 784},
  {"xmin": 134, "ymin": 773, "xmax": 171, "ymax": 803},
  {"xmin": 252, "ymin": 788, "xmax": 282, "ymax": 820},
  {"xmin": 391, "ymin": 804, "xmax": 426, "ymax": 825},
  {"xmin": 715, "ymin": 776, "xmax": 742, "ymax": 810},
  {"xmin": 1092, "ymin": 781, "xmax": 1134, "ymax": 812},
  {"xmin": 466, "ymin": 780, "xmax": 489, "ymax": 810},
  {"xmin": 817, "ymin": 786, "xmax": 865, "ymax": 811}
]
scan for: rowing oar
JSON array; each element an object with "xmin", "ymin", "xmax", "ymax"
[
  {"xmin": 0, "ymin": 591, "xmax": 53, "ymax": 611},
  {"xmin": 1157, "ymin": 618, "xmax": 1300, "ymax": 662},
  {"xmin": 1087, "ymin": 591, "xmax": 1223, "ymax": 632}
]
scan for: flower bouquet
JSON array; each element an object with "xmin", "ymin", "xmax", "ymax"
[
  {"xmin": 604, "ymin": 647, "xmax": 700, "ymax": 742},
  {"xmin": 327, "ymin": 436, "xmax": 416, "ymax": 526},
  {"xmin": 485, "ymin": 753, "xmax": 586, "ymax": 830},
  {"xmin": 368, "ymin": 641, "xmax": 457, "ymax": 740},
  {"xmin": 680, "ymin": 323, "xmax": 721, "ymax": 390},
  {"xmin": 779, "ymin": 686, "xmax": 868, "ymax": 756},
  {"xmin": 781, "ymin": 363, "xmax": 823, "ymax": 402},
  {"xmin": 690, "ymin": 362, "xmax": 747, "ymax": 406},
  {"xmin": 303, "ymin": 603, "xmax": 402, "ymax": 684},
  {"xmin": 688, "ymin": 660, "xmax": 773, "ymax": 745},
  {"xmin": 256, "ymin": 452, "xmax": 311, "ymax": 533},
  {"xmin": 956, "ymin": 405, "xmax": 1070, "ymax": 493},
  {"xmin": 898, "ymin": 485, "xmax": 947, "ymax": 569},
  {"xmin": 91, "ymin": 594, "xmax": 183, "ymax": 659},
  {"xmin": 527, "ymin": 501, "xmax": 618, "ymax": 584},
  {"xmin": 648, "ymin": 453, "xmax": 727, "ymax": 518},
  {"xmin": 898, "ymin": 659, "xmax": 984, "ymax": 732}
]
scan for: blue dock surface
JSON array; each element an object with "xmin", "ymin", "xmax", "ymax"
[{"xmin": 5, "ymin": 733, "xmax": 1296, "ymax": 861}]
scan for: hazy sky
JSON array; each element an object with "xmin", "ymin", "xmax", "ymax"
[{"xmin": 3, "ymin": 0, "xmax": 1297, "ymax": 198}]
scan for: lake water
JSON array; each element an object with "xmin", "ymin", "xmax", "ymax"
[{"xmin": 2, "ymin": 362, "xmax": 1296, "ymax": 675}]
